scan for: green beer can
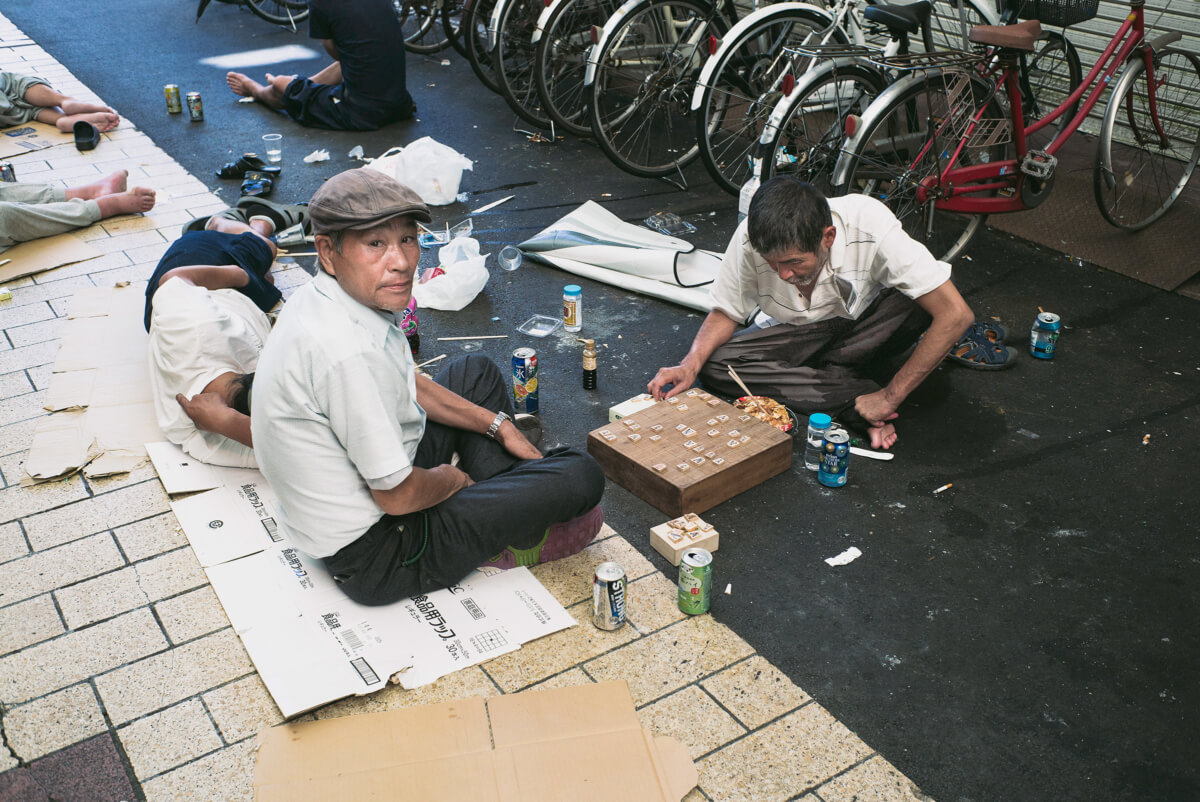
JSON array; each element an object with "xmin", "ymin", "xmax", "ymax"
[{"xmin": 678, "ymin": 547, "xmax": 713, "ymax": 615}]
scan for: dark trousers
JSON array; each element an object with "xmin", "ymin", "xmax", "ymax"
[
  {"xmin": 324, "ymin": 355, "xmax": 605, "ymax": 606},
  {"xmin": 699, "ymin": 290, "xmax": 931, "ymax": 422}
]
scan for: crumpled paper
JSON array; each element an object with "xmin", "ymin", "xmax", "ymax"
[{"xmin": 303, "ymin": 149, "xmax": 330, "ymax": 163}]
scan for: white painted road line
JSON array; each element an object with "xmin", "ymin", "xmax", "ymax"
[{"xmin": 200, "ymin": 45, "xmax": 320, "ymax": 70}]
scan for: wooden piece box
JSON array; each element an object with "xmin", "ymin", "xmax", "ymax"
[{"xmin": 587, "ymin": 390, "xmax": 793, "ymax": 517}]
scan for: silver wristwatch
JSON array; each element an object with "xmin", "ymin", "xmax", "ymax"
[{"xmin": 484, "ymin": 411, "xmax": 511, "ymax": 440}]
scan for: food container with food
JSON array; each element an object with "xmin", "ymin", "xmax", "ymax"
[{"xmin": 734, "ymin": 396, "xmax": 797, "ymax": 433}]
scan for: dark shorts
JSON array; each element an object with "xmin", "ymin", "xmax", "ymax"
[
  {"xmin": 279, "ymin": 77, "xmax": 415, "ymax": 132},
  {"xmin": 143, "ymin": 231, "xmax": 279, "ymax": 332}
]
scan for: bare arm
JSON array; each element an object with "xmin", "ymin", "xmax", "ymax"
[
  {"xmin": 158, "ymin": 265, "xmax": 249, "ymax": 292},
  {"xmin": 370, "ymin": 464, "xmax": 473, "ymax": 517},
  {"xmin": 175, "ymin": 393, "xmax": 253, "ymax": 447},
  {"xmin": 854, "ymin": 280, "xmax": 973, "ymax": 426},
  {"xmin": 648, "ymin": 309, "xmax": 739, "ymax": 400},
  {"xmin": 415, "ymin": 373, "xmax": 541, "ymax": 460}
]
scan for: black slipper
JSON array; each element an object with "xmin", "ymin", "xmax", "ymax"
[
  {"xmin": 73, "ymin": 121, "xmax": 100, "ymax": 151},
  {"xmin": 235, "ymin": 196, "xmax": 309, "ymax": 233},
  {"xmin": 240, "ymin": 171, "xmax": 274, "ymax": 198},
  {"xmin": 216, "ymin": 153, "xmax": 281, "ymax": 179},
  {"xmin": 180, "ymin": 207, "xmax": 249, "ymax": 236}
]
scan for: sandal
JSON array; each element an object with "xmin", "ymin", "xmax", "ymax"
[
  {"xmin": 216, "ymin": 153, "xmax": 281, "ymax": 179},
  {"xmin": 962, "ymin": 319, "xmax": 1008, "ymax": 344},
  {"xmin": 947, "ymin": 338, "xmax": 1017, "ymax": 370},
  {"xmin": 235, "ymin": 196, "xmax": 310, "ymax": 234},
  {"xmin": 240, "ymin": 171, "xmax": 274, "ymax": 198},
  {"xmin": 73, "ymin": 121, "xmax": 100, "ymax": 151},
  {"xmin": 180, "ymin": 207, "xmax": 248, "ymax": 236}
]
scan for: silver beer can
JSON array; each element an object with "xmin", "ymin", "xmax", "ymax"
[{"xmin": 592, "ymin": 561, "xmax": 627, "ymax": 630}]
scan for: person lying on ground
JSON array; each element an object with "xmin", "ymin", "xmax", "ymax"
[
  {"xmin": 0, "ymin": 169, "xmax": 154, "ymax": 253},
  {"xmin": 0, "ymin": 71, "xmax": 120, "ymax": 132},
  {"xmin": 648, "ymin": 177, "xmax": 975, "ymax": 450},
  {"xmin": 251, "ymin": 169, "xmax": 605, "ymax": 606},
  {"xmin": 145, "ymin": 209, "xmax": 289, "ymax": 469},
  {"xmin": 225, "ymin": 0, "xmax": 415, "ymax": 131}
]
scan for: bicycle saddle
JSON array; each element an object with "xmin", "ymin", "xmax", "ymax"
[
  {"xmin": 969, "ymin": 19, "xmax": 1042, "ymax": 50},
  {"xmin": 863, "ymin": 0, "xmax": 933, "ymax": 34}
]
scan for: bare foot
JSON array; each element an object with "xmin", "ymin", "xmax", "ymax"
[
  {"xmin": 65, "ymin": 169, "xmax": 128, "ymax": 201},
  {"xmin": 59, "ymin": 99, "xmax": 116, "ymax": 116},
  {"xmin": 95, "ymin": 187, "xmax": 156, "ymax": 219},
  {"xmin": 868, "ymin": 422, "xmax": 898, "ymax": 450},
  {"xmin": 54, "ymin": 111, "xmax": 120, "ymax": 133},
  {"xmin": 227, "ymin": 72, "xmax": 284, "ymax": 108}
]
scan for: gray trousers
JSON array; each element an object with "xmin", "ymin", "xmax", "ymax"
[
  {"xmin": 699, "ymin": 290, "xmax": 931, "ymax": 421},
  {"xmin": 0, "ymin": 183, "xmax": 102, "ymax": 251}
]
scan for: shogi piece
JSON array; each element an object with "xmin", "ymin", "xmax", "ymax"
[
  {"xmin": 650, "ymin": 513, "xmax": 719, "ymax": 566},
  {"xmin": 587, "ymin": 391, "xmax": 792, "ymax": 516}
]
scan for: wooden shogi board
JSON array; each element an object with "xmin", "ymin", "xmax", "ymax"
[{"xmin": 586, "ymin": 389, "xmax": 793, "ymax": 516}]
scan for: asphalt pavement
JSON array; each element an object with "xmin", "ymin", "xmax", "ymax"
[{"xmin": 5, "ymin": 1, "xmax": 1198, "ymax": 798}]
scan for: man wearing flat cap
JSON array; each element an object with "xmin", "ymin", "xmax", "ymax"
[{"xmin": 252, "ymin": 169, "xmax": 605, "ymax": 606}]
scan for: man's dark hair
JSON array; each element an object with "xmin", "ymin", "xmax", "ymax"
[
  {"xmin": 230, "ymin": 372, "xmax": 255, "ymax": 417},
  {"xmin": 747, "ymin": 176, "xmax": 833, "ymax": 257}
]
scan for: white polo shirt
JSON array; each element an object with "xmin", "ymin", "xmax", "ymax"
[
  {"xmin": 147, "ymin": 278, "xmax": 269, "ymax": 468},
  {"xmin": 709, "ymin": 194, "xmax": 952, "ymax": 327},
  {"xmin": 251, "ymin": 270, "xmax": 425, "ymax": 558}
]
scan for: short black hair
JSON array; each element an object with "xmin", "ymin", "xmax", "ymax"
[
  {"xmin": 747, "ymin": 177, "xmax": 833, "ymax": 257},
  {"xmin": 230, "ymin": 372, "xmax": 254, "ymax": 417}
]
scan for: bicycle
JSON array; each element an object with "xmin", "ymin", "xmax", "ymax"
[
  {"xmin": 532, "ymin": 0, "xmax": 624, "ymax": 137},
  {"xmin": 197, "ymin": 0, "xmax": 309, "ymax": 28},
  {"xmin": 491, "ymin": 0, "xmax": 556, "ymax": 126},
  {"xmin": 831, "ymin": 0, "xmax": 1200, "ymax": 261}
]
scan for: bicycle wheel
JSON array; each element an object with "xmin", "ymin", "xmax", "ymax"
[
  {"xmin": 245, "ymin": 0, "xmax": 309, "ymax": 26},
  {"xmin": 443, "ymin": 0, "xmax": 469, "ymax": 56},
  {"xmin": 535, "ymin": 0, "xmax": 611, "ymax": 137},
  {"xmin": 397, "ymin": 0, "xmax": 452, "ymax": 53},
  {"xmin": 1021, "ymin": 31, "xmax": 1082, "ymax": 151},
  {"xmin": 696, "ymin": 7, "xmax": 841, "ymax": 195},
  {"xmin": 464, "ymin": 0, "xmax": 504, "ymax": 93},
  {"xmin": 760, "ymin": 61, "xmax": 884, "ymax": 196},
  {"xmin": 587, "ymin": 0, "xmax": 723, "ymax": 177},
  {"xmin": 495, "ymin": 0, "xmax": 554, "ymax": 126},
  {"xmin": 925, "ymin": 0, "xmax": 993, "ymax": 52},
  {"xmin": 1095, "ymin": 49, "xmax": 1200, "ymax": 230},
  {"xmin": 839, "ymin": 69, "xmax": 1008, "ymax": 261}
]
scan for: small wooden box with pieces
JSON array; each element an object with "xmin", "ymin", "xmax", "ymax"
[
  {"xmin": 587, "ymin": 390, "xmax": 792, "ymax": 516},
  {"xmin": 650, "ymin": 513, "xmax": 718, "ymax": 566}
]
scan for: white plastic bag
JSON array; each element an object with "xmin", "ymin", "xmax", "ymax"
[
  {"xmin": 412, "ymin": 237, "xmax": 489, "ymax": 311},
  {"xmin": 393, "ymin": 137, "xmax": 473, "ymax": 206}
]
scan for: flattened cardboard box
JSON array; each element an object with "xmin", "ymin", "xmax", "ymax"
[{"xmin": 253, "ymin": 680, "xmax": 698, "ymax": 801}]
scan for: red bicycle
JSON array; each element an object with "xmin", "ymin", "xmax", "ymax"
[{"xmin": 832, "ymin": 0, "xmax": 1200, "ymax": 261}]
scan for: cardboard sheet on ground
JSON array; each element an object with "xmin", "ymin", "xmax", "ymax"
[
  {"xmin": 165, "ymin": 460, "xmax": 576, "ymax": 717},
  {"xmin": 518, "ymin": 201, "xmax": 722, "ymax": 313},
  {"xmin": 0, "ymin": 232, "xmax": 101, "ymax": 282},
  {"xmin": 24, "ymin": 285, "xmax": 162, "ymax": 482},
  {"xmin": 252, "ymin": 680, "xmax": 698, "ymax": 801},
  {"xmin": 0, "ymin": 122, "xmax": 74, "ymax": 158}
]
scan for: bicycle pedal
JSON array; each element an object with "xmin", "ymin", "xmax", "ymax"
[{"xmin": 1020, "ymin": 150, "xmax": 1057, "ymax": 180}]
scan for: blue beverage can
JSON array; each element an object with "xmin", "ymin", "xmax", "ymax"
[
  {"xmin": 512, "ymin": 347, "xmax": 539, "ymax": 414},
  {"xmin": 817, "ymin": 429, "xmax": 850, "ymax": 487},
  {"xmin": 1029, "ymin": 312, "xmax": 1061, "ymax": 359}
]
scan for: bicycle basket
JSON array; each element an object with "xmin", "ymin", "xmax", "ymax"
[{"xmin": 1002, "ymin": 0, "xmax": 1099, "ymax": 27}]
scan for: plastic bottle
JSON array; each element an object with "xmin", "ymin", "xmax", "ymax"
[
  {"xmin": 563, "ymin": 285, "xmax": 582, "ymax": 333},
  {"xmin": 738, "ymin": 162, "xmax": 762, "ymax": 224},
  {"xmin": 401, "ymin": 296, "xmax": 419, "ymax": 355},
  {"xmin": 581, "ymin": 339, "xmax": 597, "ymax": 390},
  {"xmin": 804, "ymin": 413, "xmax": 831, "ymax": 471}
]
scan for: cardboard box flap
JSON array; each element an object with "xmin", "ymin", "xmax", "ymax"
[
  {"xmin": 655, "ymin": 733, "xmax": 700, "ymax": 799},
  {"xmin": 254, "ymin": 753, "xmax": 504, "ymax": 802},
  {"xmin": 487, "ymin": 680, "xmax": 640, "ymax": 747}
]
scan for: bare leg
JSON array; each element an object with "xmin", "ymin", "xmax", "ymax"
[
  {"xmin": 94, "ymin": 187, "xmax": 156, "ymax": 218},
  {"xmin": 207, "ymin": 215, "xmax": 278, "ymax": 259},
  {"xmin": 64, "ymin": 170, "xmax": 128, "ymax": 201},
  {"xmin": 24, "ymin": 84, "xmax": 119, "ymax": 132},
  {"xmin": 304, "ymin": 61, "xmax": 343, "ymax": 86},
  {"xmin": 226, "ymin": 72, "xmax": 294, "ymax": 109}
]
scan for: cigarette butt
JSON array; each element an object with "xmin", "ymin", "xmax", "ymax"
[
  {"xmin": 0, "ymin": 288, "xmax": 11, "ymax": 302},
  {"xmin": 1142, "ymin": 434, "xmax": 1151, "ymax": 445},
  {"xmin": 1038, "ymin": 306, "xmax": 1045, "ymax": 313},
  {"xmin": 724, "ymin": 583, "xmax": 732, "ymax": 595},
  {"xmin": 0, "ymin": 258, "xmax": 11, "ymax": 267},
  {"xmin": 933, "ymin": 483, "xmax": 953, "ymax": 494}
]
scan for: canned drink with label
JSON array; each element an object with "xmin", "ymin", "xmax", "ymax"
[
  {"xmin": 817, "ymin": 429, "xmax": 850, "ymax": 487},
  {"xmin": 1029, "ymin": 312, "xmax": 1061, "ymax": 359},
  {"xmin": 512, "ymin": 347, "xmax": 539, "ymax": 414},
  {"xmin": 592, "ymin": 561, "xmax": 627, "ymax": 630},
  {"xmin": 678, "ymin": 548, "xmax": 713, "ymax": 615},
  {"xmin": 164, "ymin": 84, "xmax": 182, "ymax": 114},
  {"xmin": 186, "ymin": 91, "xmax": 204, "ymax": 122},
  {"xmin": 0, "ymin": 163, "xmax": 15, "ymax": 182}
]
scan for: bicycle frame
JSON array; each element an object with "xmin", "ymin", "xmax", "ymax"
[{"xmin": 927, "ymin": 2, "xmax": 1151, "ymax": 214}]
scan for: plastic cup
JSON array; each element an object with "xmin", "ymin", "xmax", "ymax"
[
  {"xmin": 262, "ymin": 133, "xmax": 283, "ymax": 164},
  {"xmin": 498, "ymin": 246, "xmax": 523, "ymax": 271}
]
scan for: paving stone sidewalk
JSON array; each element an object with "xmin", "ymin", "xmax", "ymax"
[{"xmin": 0, "ymin": 14, "xmax": 930, "ymax": 801}]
